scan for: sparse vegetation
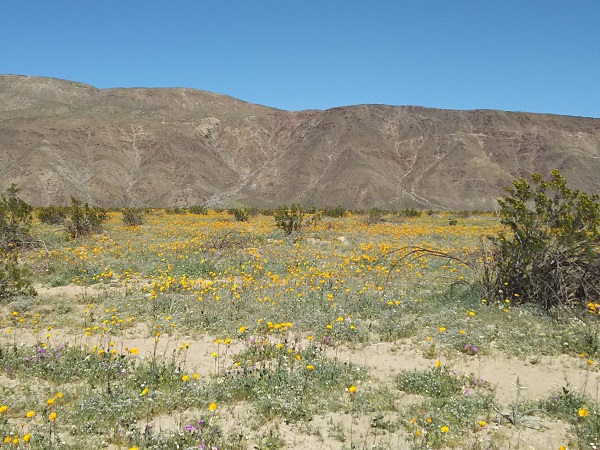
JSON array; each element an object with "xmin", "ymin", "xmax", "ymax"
[{"xmin": 1, "ymin": 173, "xmax": 599, "ymax": 449}]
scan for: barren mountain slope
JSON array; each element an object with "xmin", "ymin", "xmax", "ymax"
[{"xmin": 1, "ymin": 75, "xmax": 599, "ymax": 209}]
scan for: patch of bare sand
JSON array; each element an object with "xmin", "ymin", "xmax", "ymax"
[
  {"xmin": 330, "ymin": 342, "xmax": 590, "ymax": 449},
  {"xmin": 0, "ymin": 323, "xmax": 586, "ymax": 448},
  {"xmin": 34, "ymin": 282, "xmax": 111, "ymax": 301},
  {"xmin": 276, "ymin": 411, "xmax": 572, "ymax": 450},
  {"xmin": 339, "ymin": 342, "xmax": 600, "ymax": 403}
]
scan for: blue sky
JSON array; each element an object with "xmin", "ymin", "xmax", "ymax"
[{"xmin": 2, "ymin": 1, "xmax": 599, "ymax": 117}]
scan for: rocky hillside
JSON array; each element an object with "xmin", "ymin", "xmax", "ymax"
[{"xmin": 1, "ymin": 75, "xmax": 599, "ymax": 209}]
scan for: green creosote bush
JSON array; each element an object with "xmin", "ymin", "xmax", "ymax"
[
  {"xmin": 187, "ymin": 205, "xmax": 209, "ymax": 215},
  {"xmin": 321, "ymin": 205, "xmax": 346, "ymax": 218},
  {"xmin": 273, "ymin": 204, "xmax": 304, "ymax": 236},
  {"xmin": 364, "ymin": 208, "xmax": 386, "ymax": 225},
  {"xmin": 37, "ymin": 206, "xmax": 68, "ymax": 225},
  {"xmin": 479, "ymin": 170, "xmax": 600, "ymax": 313},
  {"xmin": 0, "ymin": 184, "xmax": 34, "ymax": 249},
  {"xmin": 397, "ymin": 208, "xmax": 422, "ymax": 218},
  {"xmin": 228, "ymin": 208, "xmax": 249, "ymax": 222},
  {"xmin": 164, "ymin": 207, "xmax": 188, "ymax": 215},
  {"xmin": 122, "ymin": 207, "xmax": 146, "ymax": 226},
  {"xmin": 0, "ymin": 185, "xmax": 37, "ymax": 299},
  {"xmin": 0, "ymin": 249, "xmax": 36, "ymax": 299},
  {"xmin": 64, "ymin": 197, "xmax": 105, "ymax": 239}
]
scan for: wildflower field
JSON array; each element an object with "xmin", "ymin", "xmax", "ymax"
[{"xmin": 1, "ymin": 210, "xmax": 598, "ymax": 449}]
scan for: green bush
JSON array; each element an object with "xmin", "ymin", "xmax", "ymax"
[
  {"xmin": 228, "ymin": 208, "xmax": 249, "ymax": 222},
  {"xmin": 122, "ymin": 207, "xmax": 145, "ymax": 226},
  {"xmin": 322, "ymin": 205, "xmax": 346, "ymax": 218},
  {"xmin": 0, "ymin": 249, "xmax": 36, "ymax": 299},
  {"xmin": 397, "ymin": 208, "xmax": 422, "ymax": 218},
  {"xmin": 64, "ymin": 197, "xmax": 104, "ymax": 239},
  {"xmin": 365, "ymin": 208, "xmax": 386, "ymax": 225},
  {"xmin": 481, "ymin": 170, "xmax": 600, "ymax": 312},
  {"xmin": 37, "ymin": 206, "xmax": 68, "ymax": 225},
  {"xmin": 0, "ymin": 184, "xmax": 34, "ymax": 250},
  {"xmin": 164, "ymin": 207, "xmax": 187, "ymax": 215},
  {"xmin": 187, "ymin": 205, "xmax": 209, "ymax": 215},
  {"xmin": 274, "ymin": 204, "xmax": 304, "ymax": 236},
  {"xmin": 0, "ymin": 185, "xmax": 37, "ymax": 300}
]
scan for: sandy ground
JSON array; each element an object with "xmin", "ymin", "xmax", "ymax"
[{"xmin": 3, "ymin": 284, "xmax": 594, "ymax": 449}]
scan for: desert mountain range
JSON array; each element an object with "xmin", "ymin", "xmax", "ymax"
[{"xmin": 1, "ymin": 75, "xmax": 599, "ymax": 210}]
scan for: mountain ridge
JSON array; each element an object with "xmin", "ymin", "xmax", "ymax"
[{"xmin": 1, "ymin": 74, "xmax": 599, "ymax": 209}]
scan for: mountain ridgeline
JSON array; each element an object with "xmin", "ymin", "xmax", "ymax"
[{"xmin": 1, "ymin": 75, "xmax": 599, "ymax": 210}]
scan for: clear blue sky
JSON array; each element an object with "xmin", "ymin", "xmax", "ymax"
[{"xmin": 2, "ymin": 1, "xmax": 599, "ymax": 118}]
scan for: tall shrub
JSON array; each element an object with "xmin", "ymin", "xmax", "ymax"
[
  {"xmin": 64, "ymin": 197, "xmax": 103, "ymax": 238},
  {"xmin": 0, "ymin": 185, "xmax": 36, "ymax": 299},
  {"xmin": 274, "ymin": 204, "xmax": 304, "ymax": 236},
  {"xmin": 0, "ymin": 184, "xmax": 34, "ymax": 249},
  {"xmin": 481, "ymin": 170, "xmax": 600, "ymax": 312}
]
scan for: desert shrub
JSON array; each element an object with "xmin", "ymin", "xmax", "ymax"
[
  {"xmin": 322, "ymin": 205, "xmax": 346, "ymax": 218},
  {"xmin": 95, "ymin": 208, "xmax": 109, "ymax": 222},
  {"xmin": 274, "ymin": 204, "xmax": 304, "ymax": 236},
  {"xmin": 37, "ymin": 206, "xmax": 68, "ymax": 224},
  {"xmin": 0, "ymin": 249, "xmax": 36, "ymax": 299},
  {"xmin": 480, "ymin": 170, "xmax": 600, "ymax": 312},
  {"xmin": 0, "ymin": 184, "xmax": 34, "ymax": 250},
  {"xmin": 365, "ymin": 208, "xmax": 386, "ymax": 225},
  {"xmin": 398, "ymin": 208, "xmax": 422, "ymax": 218},
  {"xmin": 187, "ymin": 205, "xmax": 209, "ymax": 215},
  {"xmin": 228, "ymin": 208, "xmax": 249, "ymax": 222},
  {"xmin": 0, "ymin": 185, "xmax": 37, "ymax": 299},
  {"xmin": 164, "ymin": 207, "xmax": 187, "ymax": 215},
  {"xmin": 122, "ymin": 207, "xmax": 145, "ymax": 226},
  {"xmin": 204, "ymin": 230, "xmax": 250, "ymax": 251},
  {"xmin": 64, "ymin": 197, "xmax": 104, "ymax": 238},
  {"xmin": 305, "ymin": 211, "xmax": 323, "ymax": 228}
]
